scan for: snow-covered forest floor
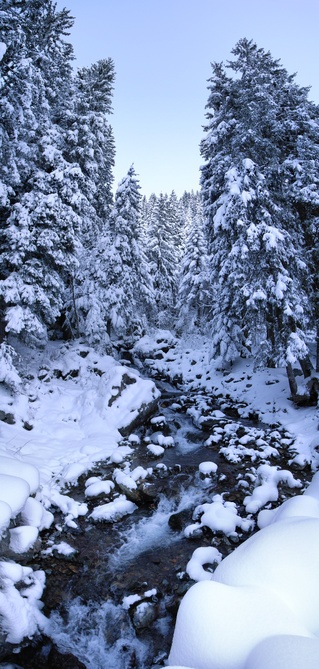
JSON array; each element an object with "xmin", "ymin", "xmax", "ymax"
[
  {"xmin": 1, "ymin": 331, "xmax": 319, "ymax": 668},
  {"xmin": 135, "ymin": 330, "xmax": 319, "ymax": 468}
]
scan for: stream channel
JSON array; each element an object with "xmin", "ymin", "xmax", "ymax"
[{"xmin": 2, "ymin": 370, "xmax": 309, "ymax": 669}]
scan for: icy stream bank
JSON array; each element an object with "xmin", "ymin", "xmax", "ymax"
[
  {"xmin": 1, "ymin": 376, "xmax": 311, "ymax": 668},
  {"xmin": 1, "ymin": 334, "xmax": 318, "ymax": 668}
]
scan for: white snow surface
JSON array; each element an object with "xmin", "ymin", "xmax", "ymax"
[
  {"xmin": 198, "ymin": 461, "xmax": 218, "ymax": 476},
  {"xmin": 186, "ymin": 546, "xmax": 223, "ymax": 582},
  {"xmin": 0, "ymin": 341, "xmax": 160, "ymax": 644},
  {"xmin": 0, "ymin": 42, "xmax": 6, "ymax": 62},
  {"xmin": 185, "ymin": 494, "xmax": 254, "ymax": 538},
  {"xmin": 2, "ymin": 332, "xmax": 319, "ymax": 663},
  {"xmin": 9, "ymin": 526, "xmax": 39, "ymax": 554},
  {"xmin": 0, "ymin": 561, "xmax": 48, "ymax": 644},
  {"xmin": 169, "ymin": 472, "xmax": 319, "ymax": 669},
  {"xmin": 131, "ymin": 331, "xmax": 319, "ymax": 669},
  {"xmin": 89, "ymin": 495, "xmax": 137, "ymax": 522},
  {"xmin": 42, "ymin": 541, "xmax": 76, "ymax": 557}
]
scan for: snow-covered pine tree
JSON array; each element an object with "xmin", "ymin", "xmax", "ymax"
[
  {"xmin": 146, "ymin": 193, "xmax": 179, "ymax": 326},
  {"xmin": 72, "ymin": 58, "xmax": 116, "ymax": 240},
  {"xmin": 141, "ymin": 193, "xmax": 157, "ymax": 248},
  {"xmin": 201, "ymin": 39, "xmax": 310, "ymax": 384},
  {"xmin": 167, "ymin": 191, "xmax": 185, "ymax": 264},
  {"xmin": 65, "ymin": 58, "xmax": 116, "ymax": 343},
  {"xmin": 176, "ymin": 196, "xmax": 210, "ymax": 332},
  {"xmin": 90, "ymin": 166, "xmax": 154, "ymax": 340},
  {"xmin": 281, "ymin": 101, "xmax": 319, "ymax": 375},
  {"xmin": 0, "ymin": 0, "xmax": 83, "ymax": 345}
]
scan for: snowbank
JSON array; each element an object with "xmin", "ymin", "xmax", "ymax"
[
  {"xmin": 168, "ymin": 472, "xmax": 319, "ymax": 669},
  {"xmin": 0, "ymin": 561, "xmax": 48, "ymax": 644},
  {"xmin": 0, "ymin": 342, "xmax": 160, "ymax": 645}
]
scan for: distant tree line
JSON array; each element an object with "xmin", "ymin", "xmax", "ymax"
[{"xmin": 1, "ymin": 4, "xmax": 319, "ymax": 401}]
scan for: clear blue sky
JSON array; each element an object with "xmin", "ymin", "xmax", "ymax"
[{"xmin": 56, "ymin": 0, "xmax": 319, "ymax": 197}]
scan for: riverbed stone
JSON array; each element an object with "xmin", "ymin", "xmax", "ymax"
[
  {"xmin": 132, "ymin": 601, "xmax": 158, "ymax": 629},
  {"xmin": 168, "ymin": 508, "xmax": 193, "ymax": 531}
]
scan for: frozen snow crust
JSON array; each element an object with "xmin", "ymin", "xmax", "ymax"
[{"xmin": 0, "ymin": 341, "xmax": 160, "ymax": 645}]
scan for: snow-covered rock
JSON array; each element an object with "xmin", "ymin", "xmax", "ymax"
[
  {"xmin": 0, "ymin": 474, "xmax": 30, "ymax": 517},
  {"xmin": 0, "ymin": 561, "xmax": 47, "ymax": 644},
  {"xmin": 89, "ymin": 495, "xmax": 137, "ymax": 523},
  {"xmin": 9, "ymin": 526, "xmax": 39, "ymax": 554}
]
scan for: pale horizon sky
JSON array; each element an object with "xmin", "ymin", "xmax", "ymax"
[{"xmin": 56, "ymin": 0, "xmax": 319, "ymax": 197}]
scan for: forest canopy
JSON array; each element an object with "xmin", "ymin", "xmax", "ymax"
[{"xmin": 1, "ymin": 4, "xmax": 319, "ymax": 402}]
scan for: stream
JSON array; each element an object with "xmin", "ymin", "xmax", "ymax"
[{"xmin": 1, "ymin": 373, "xmax": 311, "ymax": 669}]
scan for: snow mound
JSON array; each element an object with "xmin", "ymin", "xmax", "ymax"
[
  {"xmin": 21, "ymin": 497, "xmax": 54, "ymax": 531},
  {"xmin": 185, "ymin": 494, "xmax": 254, "ymax": 538},
  {"xmin": 244, "ymin": 464, "xmax": 302, "ymax": 514},
  {"xmin": 0, "ymin": 561, "xmax": 48, "ymax": 644},
  {"xmin": 245, "ymin": 635, "xmax": 319, "ymax": 669},
  {"xmin": 9, "ymin": 526, "xmax": 39, "ymax": 554},
  {"xmin": 0, "ymin": 501, "xmax": 11, "ymax": 536},
  {"xmin": 186, "ymin": 546, "xmax": 222, "ymax": 582},
  {"xmin": 147, "ymin": 444, "xmax": 165, "ymax": 456},
  {"xmin": 0, "ymin": 456, "xmax": 39, "ymax": 493},
  {"xmin": 0, "ymin": 456, "xmax": 42, "ymax": 535},
  {"xmin": 89, "ymin": 495, "xmax": 137, "ymax": 522},
  {"xmin": 42, "ymin": 541, "xmax": 76, "ymax": 557},
  {"xmin": 84, "ymin": 478, "xmax": 115, "ymax": 497},
  {"xmin": 199, "ymin": 461, "xmax": 218, "ymax": 476},
  {"xmin": 0, "ymin": 473, "xmax": 30, "ymax": 517},
  {"xmin": 169, "ymin": 472, "xmax": 319, "ymax": 669}
]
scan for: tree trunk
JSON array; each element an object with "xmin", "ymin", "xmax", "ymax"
[
  {"xmin": 299, "ymin": 355, "xmax": 313, "ymax": 379},
  {"xmin": 71, "ymin": 276, "xmax": 80, "ymax": 338},
  {"xmin": 286, "ymin": 362, "xmax": 298, "ymax": 399},
  {"xmin": 266, "ymin": 308, "xmax": 276, "ymax": 367},
  {"xmin": 316, "ymin": 323, "xmax": 319, "ymax": 373},
  {"xmin": 0, "ymin": 297, "xmax": 7, "ymax": 344}
]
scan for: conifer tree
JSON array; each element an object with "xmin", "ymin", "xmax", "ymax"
[
  {"xmin": 176, "ymin": 198, "xmax": 210, "ymax": 332},
  {"xmin": 282, "ymin": 107, "xmax": 319, "ymax": 374},
  {"xmin": 167, "ymin": 191, "xmax": 184, "ymax": 264},
  {"xmin": 201, "ymin": 39, "xmax": 311, "ymax": 384},
  {"xmin": 66, "ymin": 59, "xmax": 116, "ymax": 342},
  {"xmin": 147, "ymin": 193, "xmax": 179, "ymax": 326},
  {"xmin": 80, "ymin": 166, "xmax": 154, "ymax": 341},
  {"xmin": 72, "ymin": 58, "xmax": 116, "ymax": 239},
  {"xmin": 0, "ymin": 0, "xmax": 83, "ymax": 345}
]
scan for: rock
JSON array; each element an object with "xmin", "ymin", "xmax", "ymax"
[
  {"xmin": 0, "ymin": 410, "xmax": 15, "ymax": 424},
  {"xmin": 115, "ymin": 481, "xmax": 159, "ymax": 505},
  {"xmin": 119, "ymin": 397, "xmax": 159, "ymax": 437},
  {"xmin": 1, "ymin": 639, "xmax": 86, "ymax": 668},
  {"xmin": 139, "ymin": 482, "xmax": 159, "ymax": 503},
  {"xmin": 168, "ymin": 509, "xmax": 193, "ymax": 531},
  {"xmin": 132, "ymin": 601, "xmax": 158, "ymax": 629},
  {"xmin": 184, "ymin": 526, "xmax": 204, "ymax": 540},
  {"xmin": 111, "ymin": 480, "xmax": 142, "ymax": 504},
  {"xmin": 48, "ymin": 645, "xmax": 86, "ymax": 668}
]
